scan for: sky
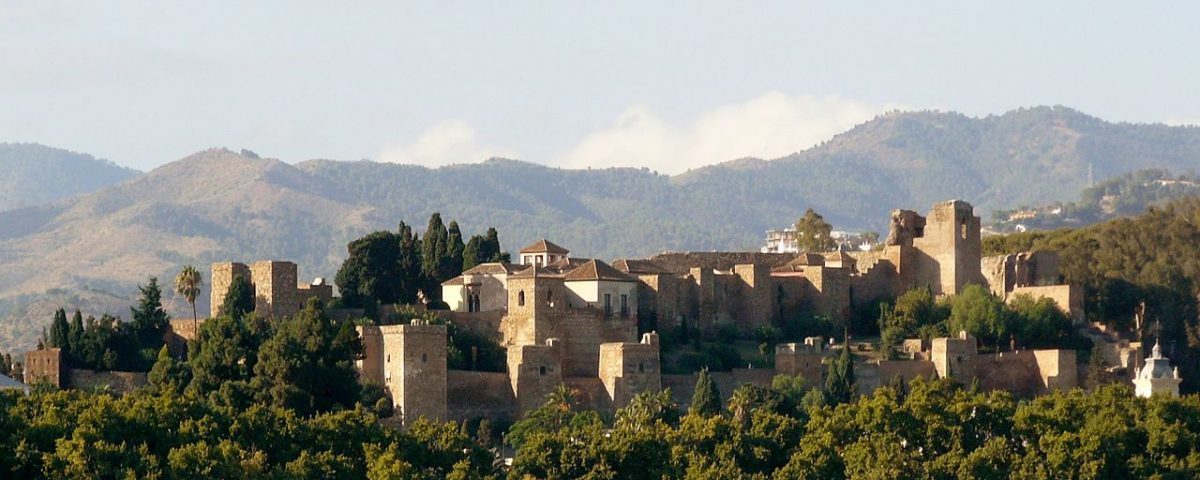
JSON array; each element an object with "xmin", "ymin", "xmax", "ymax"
[{"xmin": 1, "ymin": 2, "xmax": 1197, "ymax": 173}]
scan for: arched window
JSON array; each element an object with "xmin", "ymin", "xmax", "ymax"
[
  {"xmin": 422, "ymin": 353, "xmax": 428, "ymax": 363},
  {"xmin": 518, "ymin": 290, "xmax": 526, "ymax": 307}
]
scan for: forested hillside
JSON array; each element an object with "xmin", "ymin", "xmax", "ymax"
[
  {"xmin": 989, "ymin": 168, "xmax": 1200, "ymax": 231},
  {"xmin": 0, "ymin": 143, "xmax": 138, "ymax": 213},
  {"xmin": 5, "ymin": 106, "xmax": 1200, "ymax": 352}
]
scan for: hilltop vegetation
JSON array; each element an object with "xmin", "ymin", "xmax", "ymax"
[
  {"xmin": 7, "ymin": 106, "xmax": 1200, "ymax": 351},
  {"xmin": 0, "ymin": 143, "xmax": 138, "ymax": 213},
  {"xmin": 990, "ymin": 168, "xmax": 1200, "ymax": 232},
  {"xmin": 986, "ymin": 198, "xmax": 1200, "ymax": 391}
]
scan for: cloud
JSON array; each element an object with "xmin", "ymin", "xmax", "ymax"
[
  {"xmin": 377, "ymin": 121, "xmax": 517, "ymax": 167},
  {"xmin": 559, "ymin": 92, "xmax": 902, "ymax": 174}
]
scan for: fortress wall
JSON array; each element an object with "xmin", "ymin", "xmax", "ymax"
[
  {"xmin": 444, "ymin": 311, "xmax": 505, "ymax": 337},
  {"xmin": 1011, "ymin": 284, "xmax": 1084, "ymax": 324},
  {"xmin": 975, "ymin": 351, "xmax": 1044, "ymax": 397},
  {"xmin": 564, "ymin": 377, "xmax": 612, "ymax": 413},
  {"xmin": 446, "ymin": 370, "xmax": 516, "ymax": 422},
  {"xmin": 649, "ymin": 252, "xmax": 799, "ymax": 275},
  {"xmin": 66, "ymin": 369, "xmax": 147, "ymax": 394},
  {"xmin": 662, "ymin": 368, "xmax": 776, "ymax": 407},
  {"xmin": 558, "ymin": 310, "xmax": 638, "ymax": 377}
]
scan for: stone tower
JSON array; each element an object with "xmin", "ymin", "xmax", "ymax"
[
  {"xmin": 932, "ymin": 331, "xmax": 978, "ymax": 382},
  {"xmin": 912, "ymin": 200, "xmax": 983, "ymax": 295},
  {"xmin": 210, "ymin": 262, "xmax": 251, "ymax": 316},
  {"xmin": 598, "ymin": 332, "xmax": 662, "ymax": 409},
  {"xmin": 1134, "ymin": 341, "xmax": 1182, "ymax": 398},
  {"xmin": 359, "ymin": 323, "xmax": 448, "ymax": 423}
]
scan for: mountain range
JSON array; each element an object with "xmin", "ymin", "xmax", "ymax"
[{"xmin": 3, "ymin": 105, "xmax": 1200, "ymax": 353}]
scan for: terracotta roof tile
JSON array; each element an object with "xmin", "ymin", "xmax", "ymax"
[
  {"xmin": 563, "ymin": 259, "xmax": 636, "ymax": 282},
  {"xmin": 519, "ymin": 239, "xmax": 570, "ymax": 254}
]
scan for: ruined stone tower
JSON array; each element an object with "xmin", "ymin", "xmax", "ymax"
[{"xmin": 911, "ymin": 200, "xmax": 984, "ymax": 295}]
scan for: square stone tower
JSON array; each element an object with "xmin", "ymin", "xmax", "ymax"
[
  {"xmin": 250, "ymin": 261, "xmax": 300, "ymax": 318},
  {"xmin": 210, "ymin": 262, "xmax": 251, "ymax": 316},
  {"xmin": 912, "ymin": 200, "xmax": 983, "ymax": 295},
  {"xmin": 599, "ymin": 332, "xmax": 662, "ymax": 409},
  {"xmin": 377, "ymin": 323, "xmax": 448, "ymax": 423}
]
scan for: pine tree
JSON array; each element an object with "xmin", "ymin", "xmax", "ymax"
[
  {"xmin": 252, "ymin": 298, "xmax": 362, "ymax": 414},
  {"xmin": 689, "ymin": 368, "xmax": 721, "ymax": 416},
  {"xmin": 220, "ymin": 275, "xmax": 255, "ymax": 320},
  {"xmin": 149, "ymin": 344, "xmax": 190, "ymax": 395},
  {"xmin": 131, "ymin": 277, "xmax": 171, "ymax": 352}
]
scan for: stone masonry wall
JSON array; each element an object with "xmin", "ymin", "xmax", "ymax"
[
  {"xmin": 210, "ymin": 262, "xmax": 250, "ymax": 316},
  {"xmin": 24, "ymin": 348, "xmax": 63, "ymax": 387},
  {"xmin": 598, "ymin": 333, "xmax": 661, "ymax": 409},
  {"xmin": 446, "ymin": 370, "xmax": 517, "ymax": 422}
]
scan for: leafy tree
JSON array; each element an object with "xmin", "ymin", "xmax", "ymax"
[
  {"xmin": 946, "ymin": 284, "xmax": 1011, "ymax": 349},
  {"xmin": 335, "ymin": 230, "xmax": 403, "ymax": 308},
  {"xmin": 1008, "ymin": 293, "xmax": 1072, "ymax": 348},
  {"xmin": 689, "ymin": 368, "xmax": 720, "ymax": 416},
  {"xmin": 794, "ymin": 208, "xmax": 835, "ymax": 252},
  {"xmin": 174, "ymin": 265, "xmax": 203, "ymax": 334}
]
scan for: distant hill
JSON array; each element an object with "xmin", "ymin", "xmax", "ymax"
[
  {"xmin": 0, "ymin": 143, "xmax": 139, "ymax": 213},
  {"xmin": 4, "ymin": 106, "xmax": 1200, "ymax": 352},
  {"xmin": 989, "ymin": 169, "xmax": 1200, "ymax": 232}
]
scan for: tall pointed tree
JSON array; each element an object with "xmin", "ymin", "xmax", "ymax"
[
  {"xmin": 175, "ymin": 265, "xmax": 204, "ymax": 335},
  {"xmin": 689, "ymin": 368, "xmax": 721, "ymax": 416},
  {"xmin": 49, "ymin": 308, "xmax": 69, "ymax": 351},
  {"xmin": 445, "ymin": 221, "xmax": 465, "ymax": 278},
  {"xmin": 825, "ymin": 339, "xmax": 856, "ymax": 404},
  {"xmin": 131, "ymin": 277, "xmax": 171, "ymax": 349}
]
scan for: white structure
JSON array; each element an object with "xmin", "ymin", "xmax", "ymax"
[
  {"xmin": 761, "ymin": 227, "xmax": 875, "ymax": 253},
  {"xmin": 1134, "ymin": 341, "xmax": 1182, "ymax": 398}
]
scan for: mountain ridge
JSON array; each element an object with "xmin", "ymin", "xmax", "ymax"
[{"xmin": 4, "ymin": 106, "xmax": 1200, "ymax": 352}]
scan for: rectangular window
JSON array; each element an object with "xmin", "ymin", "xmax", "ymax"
[
  {"xmin": 620, "ymin": 294, "xmax": 629, "ymax": 316},
  {"xmin": 604, "ymin": 293, "xmax": 612, "ymax": 316}
]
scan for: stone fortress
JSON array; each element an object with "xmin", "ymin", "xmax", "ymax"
[
  {"xmin": 24, "ymin": 200, "xmax": 1181, "ymax": 419},
  {"xmin": 349, "ymin": 200, "xmax": 1108, "ymax": 423}
]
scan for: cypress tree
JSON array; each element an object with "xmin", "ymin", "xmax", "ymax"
[
  {"xmin": 825, "ymin": 342, "xmax": 856, "ymax": 404},
  {"xmin": 446, "ymin": 221, "xmax": 465, "ymax": 278},
  {"xmin": 49, "ymin": 308, "xmax": 69, "ymax": 351},
  {"xmin": 689, "ymin": 368, "xmax": 721, "ymax": 416},
  {"xmin": 68, "ymin": 310, "xmax": 84, "ymax": 357},
  {"xmin": 462, "ymin": 235, "xmax": 485, "ymax": 271},
  {"xmin": 421, "ymin": 213, "xmax": 447, "ymax": 282},
  {"xmin": 397, "ymin": 222, "xmax": 421, "ymax": 304}
]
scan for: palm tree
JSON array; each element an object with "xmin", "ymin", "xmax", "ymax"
[{"xmin": 174, "ymin": 265, "xmax": 203, "ymax": 335}]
